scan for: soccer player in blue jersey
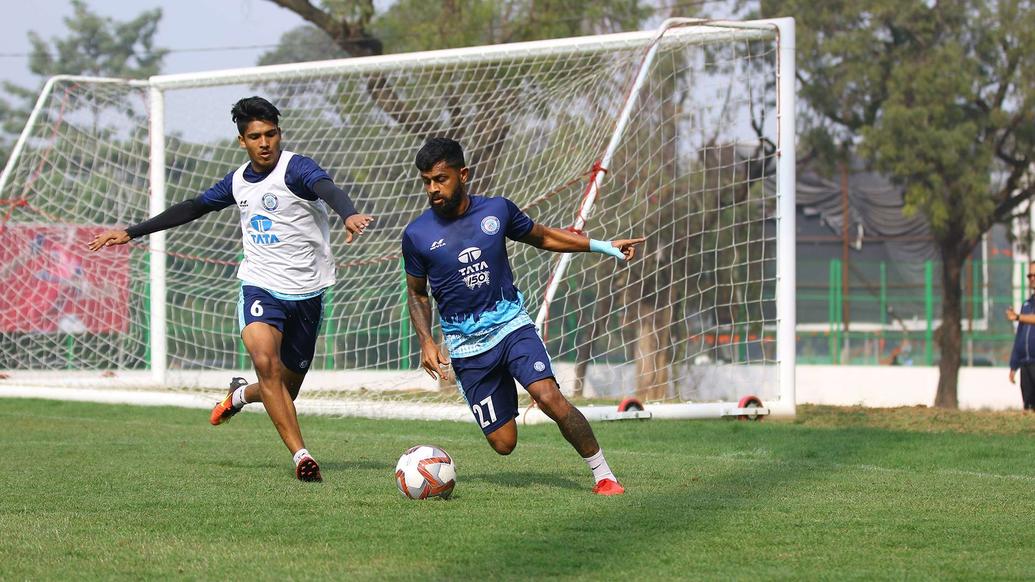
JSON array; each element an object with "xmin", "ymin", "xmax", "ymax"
[
  {"xmin": 88, "ymin": 96, "xmax": 374, "ymax": 482},
  {"xmin": 402, "ymin": 138, "xmax": 643, "ymax": 496}
]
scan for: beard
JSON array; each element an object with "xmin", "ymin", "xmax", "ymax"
[{"xmin": 430, "ymin": 183, "xmax": 466, "ymax": 217}]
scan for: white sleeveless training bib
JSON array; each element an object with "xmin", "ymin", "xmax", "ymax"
[{"xmin": 233, "ymin": 151, "xmax": 334, "ymax": 294}]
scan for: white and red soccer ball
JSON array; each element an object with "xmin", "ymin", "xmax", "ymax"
[{"xmin": 395, "ymin": 445, "xmax": 456, "ymax": 500}]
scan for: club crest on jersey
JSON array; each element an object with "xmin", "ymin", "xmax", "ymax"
[
  {"xmin": 481, "ymin": 215, "xmax": 500, "ymax": 235},
  {"xmin": 457, "ymin": 246, "xmax": 489, "ymax": 289},
  {"xmin": 249, "ymin": 214, "xmax": 280, "ymax": 245},
  {"xmin": 261, "ymin": 192, "xmax": 279, "ymax": 211}
]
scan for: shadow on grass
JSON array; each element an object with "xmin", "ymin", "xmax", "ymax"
[
  {"xmin": 461, "ymin": 469, "xmax": 582, "ymax": 491},
  {"xmin": 319, "ymin": 460, "xmax": 394, "ymax": 472},
  {"xmin": 211, "ymin": 459, "xmax": 395, "ymax": 473},
  {"xmin": 420, "ymin": 421, "xmax": 944, "ymax": 580}
]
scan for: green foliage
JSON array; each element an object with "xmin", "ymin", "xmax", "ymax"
[
  {"xmin": 4, "ymin": 399, "xmax": 1035, "ymax": 578},
  {"xmin": 760, "ymin": 0, "xmax": 1035, "ymax": 246},
  {"xmin": 257, "ymin": 26, "xmax": 351, "ymax": 66},
  {"xmin": 373, "ymin": 0, "xmax": 501, "ymax": 51},
  {"xmin": 26, "ymin": 0, "xmax": 167, "ymax": 79},
  {"xmin": 0, "ymin": 1, "xmax": 168, "ymax": 173},
  {"xmin": 320, "ymin": 0, "xmax": 377, "ymax": 24},
  {"xmin": 264, "ymin": 0, "xmax": 655, "ymax": 63},
  {"xmin": 760, "ymin": 0, "xmax": 1035, "ymax": 404}
]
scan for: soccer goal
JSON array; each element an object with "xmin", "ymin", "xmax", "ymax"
[{"xmin": 0, "ymin": 18, "xmax": 795, "ymax": 422}]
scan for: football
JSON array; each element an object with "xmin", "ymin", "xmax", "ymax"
[{"xmin": 394, "ymin": 445, "xmax": 456, "ymax": 500}]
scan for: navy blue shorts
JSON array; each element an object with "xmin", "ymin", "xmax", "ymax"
[
  {"xmin": 238, "ymin": 285, "xmax": 323, "ymax": 374},
  {"xmin": 451, "ymin": 324, "xmax": 555, "ymax": 435}
]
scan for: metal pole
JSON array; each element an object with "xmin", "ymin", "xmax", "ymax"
[
  {"xmin": 399, "ymin": 258, "xmax": 410, "ymax": 369},
  {"xmin": 772, "ymin": 17, "xmax": 797, "ymax": 414},
  {"xmin": 324, "ymin": 287, "xmax": 336, "ymax": 370},
  {"xmin": 148, "ymin": 86, "xmax": 168, "ymax": 385},
  {"xmin": 835, "ymin": 259, "xmax": 843, "ymax": 364},
  {"xmin": 840, "ymin": 161, "xmax": 850, "ymax": 331},
  {"xmin": 879, "ymin": 261, "xmax": 887, "ymax": 364},
  {"xmin": 829, "ymin": 260, "xmax": 836, "ymax": 363},
  {"xmin": 0, "ymin": 76, "xmax": 149, "ymax": 197},
  {"xmin": 534, "ymin": 21, "xmax": 676, "ymax": 334}
]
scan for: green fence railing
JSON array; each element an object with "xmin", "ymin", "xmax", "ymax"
[{"xmin": 799, "ymin": 258, "xmax": 1022, "ymax": 367}]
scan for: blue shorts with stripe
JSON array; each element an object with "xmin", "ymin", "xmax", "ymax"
[
  {"xmin": 451, "ymin": 324, "xmax": 555, "ymax": 435},
  {"xmin": 238, "ymin": 285, "xmax": 323, "ymax": 374}
]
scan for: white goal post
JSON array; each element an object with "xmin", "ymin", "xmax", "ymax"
[{"xmin": 0, "ymin": 18, "xmax": 796, "ymax": 421}]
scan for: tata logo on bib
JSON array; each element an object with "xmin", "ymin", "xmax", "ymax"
[
  {"xmin": 457, "ymin": 247, "xmax": 482, "ymax": 264},
  {"xmin": 249, "ymin": 214, "xmax": 280, "ymax": 245}
]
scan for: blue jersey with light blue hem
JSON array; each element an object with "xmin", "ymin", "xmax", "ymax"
[{"xmin": 402, "ymin": 195, "xmax": 535, "ymax": 358}]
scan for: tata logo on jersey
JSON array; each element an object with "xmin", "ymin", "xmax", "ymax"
[
  {"xmin": 249, "ymin": 214, "xmax": 280, "ymax": 245},
  {"xmin": 457, "ymin": 246, "xmax": 489, "ymax": 289},
  {"xmin": 457, "ymin": 247, "xmax": 482, "ymax": 264}
]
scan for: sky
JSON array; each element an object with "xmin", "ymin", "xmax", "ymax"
[
  {"xmin": 0, "ymin": 0, "xmax": 746, "ymax": 141},
  {"xmin": 0, "ymin": 0, "xmax": 309, "ymax": 89},
  {"xmin": 0, "ymin": 0, "xmax": 318, "ymax": 141}
]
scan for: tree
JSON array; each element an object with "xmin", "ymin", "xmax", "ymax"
[
  {"xmin": 262, "ymin": 0, "xmax": 653, "ymax": 182},
  {"xmin": 757, "ymin": 0, "xmax": 1035, "ymax": 408},
  {"xmin": 265, "ymin": 0, "xmax": 653, "ymax": 58},
  {"xmin": 26, "ymin": 0, "xmax": 166, "ymax": 79},
  {"xmin": 0, "ymin": 85, "xmax": 35, "ymax": 169},
  {"xmin": 0, "ymin": 0, "xmax": 167, "ymax": 170}
]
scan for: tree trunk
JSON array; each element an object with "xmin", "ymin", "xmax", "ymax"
[
  {"xmin": 629, "ymin": 79, "xmax": 678, "ymax": 402},
  {"xmin": 573, "ymin": 270, "xmax": 613, "ymax": 398},
  {"xmin": 633, "ymin": 300, "xmax": 672, "ymax": 401},
  {"xmin": 933, "ymin": 241, "xmax": 968, "ymax": 409}
]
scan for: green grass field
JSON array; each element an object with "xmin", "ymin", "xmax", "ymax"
[{"xmin": 3, "ymin": 399, "xmax": 1035, "ymax": 580}]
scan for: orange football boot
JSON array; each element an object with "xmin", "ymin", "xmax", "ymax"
[
  {"xmin": 210, "ymin": 377, "xmax": 249, "ymax": 425},
  {"xmin": 592, "ymin": 478, "xmax": 625, "ymax": 496}
]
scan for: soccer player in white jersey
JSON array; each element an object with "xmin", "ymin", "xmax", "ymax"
[
  {"xmin": 401, "ymin": 138, "xmax": 644, "ymax": 495},
  {"xmin": 88, "ymin": 96, "xmax": 374, "ymax": 482}
]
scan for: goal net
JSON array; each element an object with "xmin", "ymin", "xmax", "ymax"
[{"xmin": 0, "ymin": 18, "xmax": 795, "ymax": 420}]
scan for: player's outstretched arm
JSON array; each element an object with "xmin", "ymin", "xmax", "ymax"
[
  {"xmin": 405, "ymin": 274, "xmax": 450, "ymax": 380},
  {"xmin": 343, "ymin": 214, "xmax": 375, "ymax": 244},
  {"xmin": 519, "ymin": 224, "xmax": 645, "ymax": 261},
  {"xmin": 87, "ymin": 196, "xmax": 214, "ymax": 252},
  {"xmin": 312, "ymin": 179, "xmax": 375, "ymax": 244},
  {"xmin": 87, "ymin": 229, "xmax": 131, "ymax": 251}
]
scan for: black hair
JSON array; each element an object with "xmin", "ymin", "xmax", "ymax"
[
  {"xmin": 415, "ymin": 137, "xmax": 466, "ymax": 172},
  {"xmin": 230, "ymin": 96, "xmax": 281, "ymax": 135}
]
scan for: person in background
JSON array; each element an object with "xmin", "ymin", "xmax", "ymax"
[{"xmin": 1005, "ymin": 260, "xmax": 1035, "ymax": 411}]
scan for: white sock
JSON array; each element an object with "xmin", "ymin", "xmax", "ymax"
[
  {"xmin": 230, "ymin": 386, "xmax": 248, "ymax": 409},
  {"xmin": 292, "ymin": 448, "xmax": 311, "ymax": 466},
  {"xmin": 583, "ymin": 448, "xmax": 616, "ymax": 483}
]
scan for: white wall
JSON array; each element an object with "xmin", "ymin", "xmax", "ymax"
[
  {"xmin": 797, "ymin": 365, "xmax": 1023, "ymax": 410},
  {"xmin": 0, "ymin": 365, "xmax": 1024, "ymax": 411}
]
